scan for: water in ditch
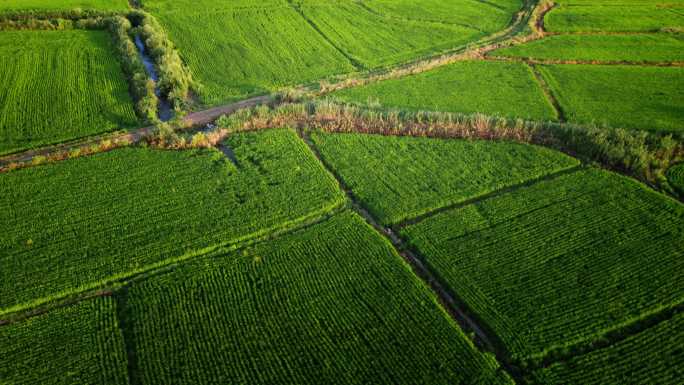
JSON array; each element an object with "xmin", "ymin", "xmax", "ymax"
[{"xmin": 134, "ymin": 34, "xmax": 174, "ymax": 122}]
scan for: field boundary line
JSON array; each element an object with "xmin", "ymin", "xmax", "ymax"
[
  {"xmin": 487, "ymin": 55, "xmax": 684, "ymax": 68},
  {"xmin": 114, "ymin": 287, "xmax": 142, "ymax": 385},
  {"xmin": 528, "ymin": 63, "xmax": 566, "ymax": 122},
  {"xmin": 0, "ymin": 202, "xmax": 346, "ymax": 324},
  {"xmin": 297, "ymin": 129, "xmax": 523, "ymax": 382},
  {"xmin": 394, "ymin": 165, "xmax": 583, "ymax": 230}
]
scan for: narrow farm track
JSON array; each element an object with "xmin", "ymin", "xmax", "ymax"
[
  {"xmin": 298, "ymin": 130, "xmax": 523, "ymax": 382},
  {"xmin": 528, "ymin": 63, "xmax": 566, "ymax": 122},
  {"xmin": 487, "ymin": 56, "xmax": 684, "ymax": 68}
]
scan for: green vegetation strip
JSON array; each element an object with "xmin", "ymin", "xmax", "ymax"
[
  {"xmin": 0, "ymin": 30, "xmax": 139, "ymax": 155},
  {"xmin": 0, "ymin": 129, "xmax": 344, "ymax": 314},
  {"xmin": 310, "ymin": 132, "xmax": 578, "ymax": 225},
  {"xmin": 538, "ymin": 64, "xmax": 684, "ymax": 133},
  {"xmin": 545, "ymin": 1, "xmax": 684, "ymax": 33},
  {"xmin": 124, "ymin": 211, "xmax": 513, "ymax": 385},
  {"xmin": 401, "ymin": 168, "xmax": 684, "ymax": 361},
  {"xmin": 0, "ymin": 0, "xmax": 129, "ymax": 12},
  {"xmin": 530, "ymin": 311, "xmax": 684, "ymax": 384},
  {"xmin": 331, "ymin": 61, "xmax": 557, "ymax": 121},
  {"xmin": 491, "ymin": 33, "xmax": 684, "ymax": 62},
  {"xmin": 668, "ymin": 162, "xmax": 684, "ymax": 194},
  {"xmin": 0, "ymin": 296, "xmax": 129, "ymax": 384}
]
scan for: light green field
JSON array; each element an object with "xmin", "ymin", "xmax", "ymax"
[
  {"xmin": 310, "ymin": 132, "xmax": 578, "ymax": 225},
  {"xmin": 332, "ymin": 60, "xmax": 557, "ymax": 120},
  {"xmin": 0, "ymin": 297, "xmax": 128, "ymax": 385},
  {"xmin": 538, "ymin": 64, "xmax": 684, "ymax": 132},
  {"xmin": 531, "ymin": 312, "xmax": 684, "ymax": 385},
  {"xmin": 0, "ymin": 129, "xmax": 343, "ymax": 314},
  {"xmin": 144, "ymin": 2, "xmax": 353, "ymax": 105},
  {"xmin": 492, "ymin": 34, "xmax": 684, "ymax": 62},
  {"xmin": 125, "ymin": 211, "xmax": 513, "ymax": 385},
  {"xmin": 0, "ymin": 0, "xmax": 129, "ymax": 12},
  {"xmin": 545, "ymin": 2, "xmax": 684, "ymax": 32},
  {"xmin": 0, "ymin": 30, "xmax": 139, "ymax": 155},
  {"xmin": 401, "ymin": 168, "xmax": 684, "ymax": 360}
]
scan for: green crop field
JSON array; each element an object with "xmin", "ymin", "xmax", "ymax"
[
  {"xmin": 538, "ymin": 64, "xmax": 684, "ymax": 132},
  {"xmin": 669, "ymin": 163, "xmax": 684, "ymax": 194},
  {"xmin": 531, "ymin": 311, "xmax": 684, "ymax": 384},
  {"xmin": 491, "ymin": 34, "xmax": 684, "ymax": 62},
  {"xmin": 332, "ymin": 61, "xmax": 557, "ymax": 120},
  {"xmin": 401, "ymin": 168, "xmax": 684, "ymax": 360},
  {"xmin": 545, "ymin": 1, "xmax": 684, "ymax": 33},
  {"xmin": 310, "ymin": 132, "xmax": 578, "ymax": 225},
  {"xmin": 0, "ymin": 296, "xmax": 128, "ymax": 384},
  {"xmin": 0, "ymin": 129, "xmax": 343, "ymax": 314},
  {"xmin": 0, "ymin": 0, "xmax": 129, "ymax": 12},
  {"xmin": 0, "ymin": 30, "xmax": 138, "ymax": 155},
  {"xmin": 124, "ymin": 211, "xmax": 513, "ymax": 385}
]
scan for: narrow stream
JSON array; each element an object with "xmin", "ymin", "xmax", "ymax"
[{"xmin": 134, "ymin": 34, "xmax": 174, "ymax": 122}]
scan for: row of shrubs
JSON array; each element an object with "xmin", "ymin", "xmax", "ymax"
[{"xmin": 209, "ymin": 99, "xmax": 683, "ymax": 195}]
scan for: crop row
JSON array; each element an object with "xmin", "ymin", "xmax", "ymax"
[
  {"xmin": 401, "ymin": 168, "xmax": 684, "ymax": 360},
  {"xmin": 310, "ymin": 131, "xmax": 578, "ymax": 225},
  {"xmin": 530, "ymin": 311, "xmax": 684, "ymax": 384},
  {"xmin": 0, "ymin": 129, "xmax": 344, "ymax": 314},
  {"xmin": 0, "ymin": 296, "xmax": 128, "ymax": 384},
  {"xmin": 123, "ymin": 211, "xmax": 513, "ymax": 385},
  {"xmin": 0, "ymin": 30, "xmax": 138, "ymax": 154}
]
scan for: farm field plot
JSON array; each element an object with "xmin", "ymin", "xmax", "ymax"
[
  {"xmin": 310, "ymin": 132, "xmax": 578, "ymax": 225},
  {"xmin": 332, "ymin": 61, "xmax": 557, "ymax": 120},
  {"xmin": 401, "ymin": 168, "xmax": 684, "ymax": 360},
  {"xmin": 295, "ymin": 0, "xmax": 493, "ymax": 69},
  {"xmin": 141, "ymin": 0, "xmax": 354, "ymax": 105},
  {"xmin": 544, "ymin": 1, "xmax": 684, "ymax": 33},
  {"xmin": 0, "ymin": 0, "xmax": 129, "ymax": 12},
  {"xmin": 491, "ymin": 33, "xmax": 684, "ymax": 62},
  {"xmin": 530, "ymin": 311, "xmax": 684, "ymax": 385},
  {"xmin": 0, "ymin": 296, "xmax": 129, "ymax": 385},
  {"xmin": 0, "ymin": 30, "xmax": 139, "ymax": 155},
  {"xmin": 0, "ymin": 129, "xmax": 344, "ymax": 314},
  {"xmin": 538, "ymin": 64, "xmax": 684, "ymax": 132},
  {"xmin": 669, "ymin": 163, "xmax": 684, "ymax": 194},
  {"xmin": 124, "ymin": 211, "xmax": 513, "ymax": 385}
]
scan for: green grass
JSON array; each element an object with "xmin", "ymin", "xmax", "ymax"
[
  {"xmin": 332, "ymin": 61, "xmax": 557, "ymax": 120},
  {"xmin": 0, "ymin": 129, "xmax": 344, "ymax": 314},
  {"xmin": 142, "ymin": 1, "xmax": 354, "ymax": 105},
  {"xmin": 0, "ymin": 296, "xmax": 129, "ymax": 385},
  {"xmin": 538, "ymin": 64, "xmax": 684, "ymax": 132},
  {"xmin": 310, "ymin": 132, "xmax": 578, "ymax": 225},
  {"xmin": 296, "ymin": 1, "xmax": 495, "ymax": 68},
  {"xmin": 492, "ymin": 34, "xmax": 684, "ymax": 62},
  {"xmin": 0, "ymin": 30, "xmax": 139, "ymax": 155},
  {"xmin": 401, "ymin": 168, "xmax": 684, "ymax": 360},
  {"xmin": 0, "ymin": 0, "xmax": 129, "ymax": 12},
  {"xmin": 124, "ymin": 211, "xmax": 513, "ymax": 385},
  {"xmin": 668, "ymin": 163, "xmax": 684, "ymax": 194},
  {"xmin": 545, "ymin": 2, "xmax": 684, "ymax": 33},
  {"xmin": 531, "ymin": 312, "xmax": 684, "ymax": 384}
]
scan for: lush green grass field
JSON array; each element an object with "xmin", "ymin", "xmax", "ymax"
[
  {"xmin": 0, "ymin": 297, "xmax": 128, "ymax": 384},
  {"xmin": 669, "ymin": 163, "xmax": 684, "ymax": 194},
  {"xmin": 332, "ymin": 61, "xmax": 557, "ymax": 120},
  {"xmin": 538, "ymin": 64, "xmax": 684, "ymax": 132},
  {"xmin": 492, "ymin": 34, "xmax": 684, "ymax": 62},
  {"xmin": 296, "ymin": 1, "xmax": 485, "ymax": 69},
  {"xmin": 0, "ymin": 129, "xmax": 344, "ymax": 314},
  {"xmin": 124, "ymin": 211, "xmax": 513, "ymax": 385},
  {"xmin": 0, "ymin": 30, "xmax": 138, "ymax": 154},
  {"xmin": 310, "ymin": 132, "xmax": 578, "ymax": 225},
  {"xmin": 143, "ymin": 1, "xmax": 353, "ymax": 105},
  {"xmin": 0, "ymin": 0, "xmax": 129, "ymax": 11},
  {"xmin": 401, "ymin": 168, "xmax": 684, "ymax": 360},
  {"xmin": 531, "ymin": 312, "xmax": 684, "ymax": 384},
  {"xmin": 545, "ymin": 1, "xmax": 684, "ymax": 32}
]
